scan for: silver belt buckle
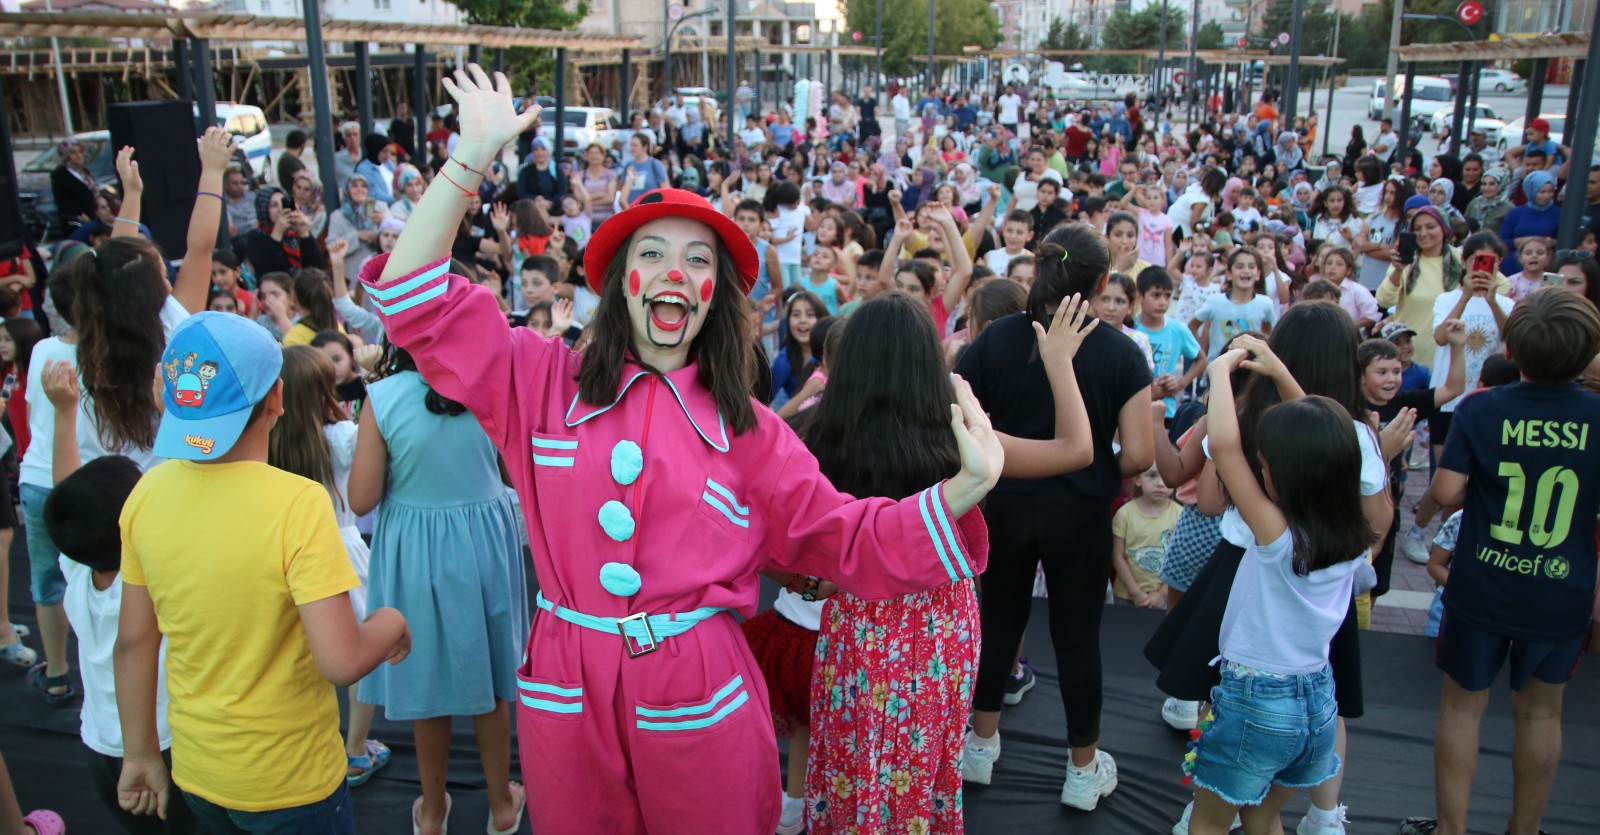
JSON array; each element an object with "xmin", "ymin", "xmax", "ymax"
[{"xmin": 617, "ymin": 612, "xmax": 658, "ymax": 658}]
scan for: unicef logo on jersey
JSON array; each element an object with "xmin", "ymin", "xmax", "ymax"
[{"xmin": 1544, "ymin": 556, "xmax": 1571, "ymax": 581}]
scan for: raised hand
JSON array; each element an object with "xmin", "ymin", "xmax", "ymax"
[
  {"xmin": 1442, "ymin": 318, "xmax": 1468, "ymax": 347},
  {"xmin": 441, "ymin": 64, "xmax": 539, "ymax": 154},
  {"xmin": 328, "ymin": 237, "xmax": 351, "ymax": 262},
  {"xmin": 490, "ymin": 202, "xmax": 512, "ymax": 234},
  {"xmin": 1378, "ymin": 406, "xmax": 1417, "ymax": 461},
  {"xmin": 988, "ymin": 182, "xmax": 1003, "ymax": 200},
  {"xmin": 924, "ymin": 200, "xmax": 954, "ymax": 227},
  {"xmin": 1033, "ymin": 292, "xmax": 1098, "ymax": 366},
  {"xmin": 115, "ymin": 147, "xmax": 144, "ymax": 195},
  {"xmin": 1231, "ymin": 334, "xmax": 1288, "ymax": 381},
  {"xmin": 551, "ymin": 297, "xmax": 575, "ymax": 335},
  {"xmin": 949, "ymin": 373, "xmax": 1003, "ymax": 490},
  {"xmin": 197, "ymin": 126, "xmax": 239, "ymax": 174},
  {"xmin": 40, "ymin": 360, "xmax": 79, "ymax": 410}
]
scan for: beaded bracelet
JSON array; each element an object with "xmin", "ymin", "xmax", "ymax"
[{"xmin": 195, "ymin": 191, "xmax": 224, "ymax": 201}]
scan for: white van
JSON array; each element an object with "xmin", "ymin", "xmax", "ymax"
[
  {"xmin": 1368, "ymin": 76, "xmax": 1453, "ymax": 121},
  {"xmin": 196, "ymin": 103, "xmax": 274, "ymax": 182}
]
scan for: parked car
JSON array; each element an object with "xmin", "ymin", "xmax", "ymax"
[
  {"xmin": 17, "ymin": 130, "xmax": 115, "ymax": 241},
  {"xmin": 1427, "ymin": 103, "xmax": 1506, "ymax": 142},
  {"xmin": 1497, "ymin": 114, "xmax": 1566, "ymax": 153},
  {"xmin": 1480, "ymin": 69, "xmax": 1526, "ymax": 93},
  {"xmin": 1369, "ymin": 75, "xmax": 1452, "ymax": 121},
  {"xmin": 535, "ymin": 106, "xmax": 626, "ymax": 158}
]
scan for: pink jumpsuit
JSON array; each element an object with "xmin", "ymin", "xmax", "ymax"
[{"xmin": 360, "ymin": 255, "xmax": 989, "ymax": 835}]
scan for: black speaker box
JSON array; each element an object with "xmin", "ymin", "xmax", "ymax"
[
  {"xmin": 0, "ymin": 76, "xmax": 26, "ymax": 262},
  {"xmin": 108, "ymin": 101, "xmax": 199, "ymax": 258}
]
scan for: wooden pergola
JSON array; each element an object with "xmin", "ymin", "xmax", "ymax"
[{"xmin": 1392, "ymin": 32, "xmax": 1589, "ymax": 63}]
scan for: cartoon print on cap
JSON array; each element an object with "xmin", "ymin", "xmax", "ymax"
[
  {"xmin": 174, "ymin": 371, "xmax": 205, "ymax": 407},
  {"xmin": 197, "ymin": 361, "xmax": 219, "ymax": 390},
  {"xmin": 164, "ymin": 355, "xmax": 181, "ymax": 384}
]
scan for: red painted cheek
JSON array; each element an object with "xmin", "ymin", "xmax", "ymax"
[
  {"xmin": 699, "ymin": 278, "xmax": 714, "ymax": 303},
  {"xmin": 628, "ymin": 269, "xmax": 641, "ymax": 296}
]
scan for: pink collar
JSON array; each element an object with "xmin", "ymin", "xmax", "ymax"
[{"xmin": 564, "ymin": 360, "xmax": 729, "ymax": 452}]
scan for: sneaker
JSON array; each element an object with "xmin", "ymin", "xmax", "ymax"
[
  {"xmin": 961, "ymin": 730, "xmax": 1000, "ymax": 785},
  {"xmin": 1401, "ymin": 525, "xmax": 1431, "ymax": 564},
  {"xmin": 776, "ymin": 795, "xmax": 805, "ymax": 835},
  {"xmin": 1162, "ymin": 697, "xmax": 1200, "ymax": 730},
  {"xmin": 1004, "ymin": 658, "xmax": 1037, "ymax": 706},
  {"xmin": 1172, "ymin": 800, "xmax": 1242, "ymax": 835},
  {"xmin": 1396, "ymin": 818, "xmax": 1437, "ymax": 835},
  {"xmin": 0, "ymin": 638, "xmax": 36, "ymax": 668},
  {"xmin": 1295, "ymin": 804, "xmax": 1348, "ymax": 835},
  {"xmin": 1060, "ymin": 749, "xmax": 1118, "ymax": 811}
]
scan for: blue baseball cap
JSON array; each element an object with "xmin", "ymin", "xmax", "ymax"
[{"xmin": 154, "ymin": 312, "xmax": 283, "ymax": 461}]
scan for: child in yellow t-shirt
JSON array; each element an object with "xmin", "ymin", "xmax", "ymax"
[
  {"xmin": 1112, "ymin": 467, "xmax": 1182, "ymax": 608},
  {"xmin": 113, "ymin": 312, "xmax": 410, "ymax": 828}
]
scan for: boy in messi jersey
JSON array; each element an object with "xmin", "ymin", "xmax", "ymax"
[{"xmin": 1400, "ymin": 287, "xmax": 1600, "ymax": 835}]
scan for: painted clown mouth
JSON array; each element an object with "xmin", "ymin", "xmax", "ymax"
[{"xmin": 646, "ymin": 292, "xmax": 695, "ymax": 331}]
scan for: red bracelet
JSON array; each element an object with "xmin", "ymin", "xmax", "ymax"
[
  {"xmin": 449, "ymin": 156, "xmax": 486, "ymax": 177},
  {"xmin": 437, "ymin": 168, "xmax": 476, "ymax": 198}
]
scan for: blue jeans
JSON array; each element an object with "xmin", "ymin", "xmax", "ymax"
[
  {"xmin": 1190, "ymin": 664, "xmax": 1340, "ymax": 806},
  {"xmin": 182, "ymin": 784, "xmax": 353, "ymax": 835},
  {"xmin": 21, "ymin": 483, "xmax": 65, "ymax": 605}
]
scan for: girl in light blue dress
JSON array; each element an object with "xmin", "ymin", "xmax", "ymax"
[{"xmin": 350, "ymin": 341, "xmax": 530, "ymax": 835}]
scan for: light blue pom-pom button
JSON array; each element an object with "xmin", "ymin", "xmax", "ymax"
[
  {"xmin": 611, "ymin": 440, "xmax": 643, "ymax": 486},
  {"xmin": 599, "ymin": 562, "xmax": 642, "ymax": 597},
  {"xmin": 598, "ymin": 500, "xmax": 635, "ymax": 542}
]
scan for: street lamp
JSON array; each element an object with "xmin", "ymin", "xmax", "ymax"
[{"xmin": 665, "ymin": 5, "xmax": 722, "ymax": 105}]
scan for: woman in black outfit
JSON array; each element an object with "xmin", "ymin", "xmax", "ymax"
[
  {"xmin": 955, "ymin": 222, "xmax": 1155, "ymax": 809},
  {"xmin": 50, "ymin": 141, "xmax": 98, "ymax": 231},
  {"xmin": 1343, "ymin": 125, "xmax": 1367, "ymax": 174},
  {"xmin": 242, "ymin": 186, "xmax": 325, "ymax": 276}
]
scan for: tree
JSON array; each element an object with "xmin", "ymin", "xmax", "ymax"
[
  {"xmin": 1196, "ymin": 20, "xmax": 1225, "ymax": 51},
  {"xmin": 843, "ymin": 0, "xmax": 1001, "ymax": 78},
  {"xmin": 1096, "ymin": 3, "xmax": 1186, "ymax": 75},
  {"xmin": 449, "ymin": 0, "xmax": 592, "ymax": 93},
  {"xmin": 1041, "ymin": 16, "xmax": 1091, "ymax": 52}
]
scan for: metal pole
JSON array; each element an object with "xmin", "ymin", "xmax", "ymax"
[
  {"xmin": 1385, "ymin": 0, "xmax": 1404, "ymax": 121},
  {"xmin": 1525, "ymin": 57, "xmax": 1548, "ymax": 127},
  {"xmin": 413, "ymin": 48, "xmax": 428, "ymax": 173},
  {"xmin": 1187, "ymin": 0, "xmax": 1198, "ymax": 129},
  {"xmin": 926, "ymin": 0, "xmax": 935, "ymax": 92},
  {"xmin": 1558, "ymin": 18, "xmax": 1600, "ymax": 248},
  {"xmin": 555, "ymin": 47, "xmax": 568, "ymax": 160},
  {"xmin": 621, "ymin": 48, "xmax": 633, "ymax": 116},
  {"xmin": 1322, "ymin": 61, "xmax": 1337, "ymax": 159},
  {"xmin": 300, "ymin": 0, "xmax": 338, "ymax": 211},
  {"xmin": 469, "ymin": 45, "xmax": 482, "ymax": 68},
  {"xmin": 727, "ymin": 3, "xmax": 738, "ymax": 151},
  {"xmin": 1157, "ymin": 0, "xmax": 1168, "ymax": 107},
  {"xmin": 194, "ymin": 38, "xmax": 217, "ymax": 139},
  {"xmin": 875, "ymin": 0, "xmax": 883, "ymax": 107},
  {"xmin": 753, "ymin": 48, "xmax": 761, "ymax": 116},
  {"xmin": 44, "ymin": 0, "xmax": 74, "ymax": 136},
  {"xmin": 1466, "ymin": 59, "xmax": 1481, "ymax": 140},
  {"xmin": 1565, "ymin": 59, "xmax": 1584, "ymax": 143},
  {"xmin": 355, "ymin": 41, "xmax": 374, "ymax": 139},
  {"xmin": 1447, "ymin": 59, "xmax": 1470, "ymax": 157},
  {"xmin": 1396, "ymin": 62, "xmax": 1416, "ymax": 165},
  {"xmin": 1282, "ymin": 0, "xmax": 1306, "ymax": 128},
  {"xmin": 494, "ymin": 48, "xmax": 505, "ymax": 76},
  {"xmin": 665, "ymin": 18, "xmax": 675, "ymax": 106}
]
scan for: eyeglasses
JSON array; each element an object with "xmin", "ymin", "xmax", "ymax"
[{"xmin": 1556, "ymin": 250, "xmax": 1594, "ymax": 260}]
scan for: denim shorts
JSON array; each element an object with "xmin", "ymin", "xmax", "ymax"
[
  {"xmin": 21, "ymin": 483, "xmax": 65, "ymax": 606},
  {"xmin": 182, "ymin": 783, "xmax": 353, "ymax": 835},
  {"xmin": 1190, "ymin": 664, "xmax": 1341, "ymax": 806},
  {"xmin": 1159, "ymin": 504, "xmax": 1224, "ymax": 592}
]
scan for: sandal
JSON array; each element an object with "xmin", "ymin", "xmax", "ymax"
[
  {"xmin": 346, "ymin": 739, "xmax": 391, "ymax": 787},
  {"xmin": 488, "ymin": 782, "xmax": 525, "ymax": 835},
  {"xmin": 412, "ymin": 792, "xmax": 452, "ymax": 835},
  {"xmin": 26, "ymin": 663, "xmax": 75, "ymax": 705},
  {"xmin": 10, "ymin": 623, "xmax": 29, "ymax": 638},
  {"xmin": 0, "ymin": 637, "xmax": 36, "ymax": 667},
  {"xmin": 22, "ymin": 809, "xmax": 65, "ymax": 835}
]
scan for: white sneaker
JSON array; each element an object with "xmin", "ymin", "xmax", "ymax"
[
  {"xmin": 1401, "ymin": 525, "xmax": 1432, "ymax": 564},
  {"xmin": 1162, "ymin": 698, "xmax": 1200, "ymax": 730},
  {"xmin": 1059, "ymin": 749, "xmax": 1118, "ymax": 811},
  {"xmin": 1295, "ymin": 804, "xmax": 1348, "ymax": 835},
  {"xmin": 1172, "ymin": 801, "xmax": 1242, "ymax": 835},
  {"xmin": 776, "ymin": 795, "xmax": 805, "ymax": 835},
  {"xmin": 962, "ymin": 730, "xmax": 1000, "ymax": 785}
]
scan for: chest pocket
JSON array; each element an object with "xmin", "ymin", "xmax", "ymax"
[
  {"xmin": 531, "ymin": 431, "xmax": 578, "ymax": 478},
  {"xmin": 697, "ymin": 477, "xmax": 751, "ymax": 541}
]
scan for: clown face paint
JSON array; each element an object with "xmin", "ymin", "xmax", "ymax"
[{"xmin": 624, "ymin": 217, "xmax": 719, "ymax": 370}]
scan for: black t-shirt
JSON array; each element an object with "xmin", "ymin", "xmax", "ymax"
[
  {"xmin": 1370, "ymin": 387, "xmax": 1440, "ymax": 494},
  {"xmin": 956, "ymin": 312, "xmax": 1152, "ymax": 498},
  {"xmin": 1439, "ymin": 382, "xmax": 1600, "ymax": 640}
]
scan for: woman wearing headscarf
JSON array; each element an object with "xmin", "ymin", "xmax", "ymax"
[
  {"xmin": 860, "ymin": 162, "xmax": 897, "ymax": 246},
  {"xmin": 1497, "ymin": 169, "xmax": 1561, "ymax": 275},
  {"xmin": 1427, "ymin": 178, "xmax": 1467, "ymax": 227},
  {"xmin": 1465, "ymin": 168, "xmax": 1512, "ymax": 235},
  {"xmin": 950, "ymin": 162, "xmax": 984, "ymax": 214},
  {"xmin": 327, "ymin": 173, "xmax": 385, "ymax": 276},
  {"xmin": 902, "ymin": 167, "xmax": 938, "ymax": 213},
  {"xmin": 1275, "ymin": 130, "xmax": 1305, "ymax": 172},
  {"xmin": 356, "ymin": 134, "xmax": 395, "ymax": 204},
  {"xmin": 243, "ymin": 185, "xmax": 326, "ymax": 275},
  {"xmin": 820, "ymin": 160, "xmax": 858, "ymax": 207},
  {"xmin": 389, "ymin": 164, "xmax": 426, "ymax": 221},
  {"xmin": 291, "ymin": 170, "xmax": 329, "ymax": 239}
]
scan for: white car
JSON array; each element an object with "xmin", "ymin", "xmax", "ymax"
[
  {"xmin": 1479, "ymin": 70, "xmax": 1526, "ymax": 94},
  {"xmin": 536, "ymin": 106, "xmax": 627, "ymax": 158},
  {"xmin": 1369, "ymin": 76, "xmax": 1453, "ymax": 121},
  {"xmin": 1428, "ymin": 104, "xmax": 1506, "ymax": 142},
  {"xmin": 1497, "ymin": 114, "xmax": 1566, "ymax": 153},
  {"xmin": 202, "ymin": 103, "xmax": 273, "ymax": 182}
]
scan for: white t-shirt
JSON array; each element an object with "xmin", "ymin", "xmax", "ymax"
[
  {"xmin": 739, "ymin": 127, "xmax": 768, "ymax": 148},
  {"xmin": 1312, "ymin": 215, "xmax": 1363, "ymax": 249},
  {"xmin": 1167, "ymin": 185, "xmax": 1214, "ymax": 237},
  {"xmin": 771, "ymin": 203, "xmax": 810, "ymax": 266},
  {"xmin": 998, "ymin": 94, "xmax": 1023, "ymax": 124},
  {"xmin": 1431, "ymin": 290, "xmax": 1514, "ymax": 412},
  {"xmin": 985, "ymin": 247, "xmax": 1024, "ymax": 277},
  {"xmin": 61, "ymin": 558, "xmax": 172, "ymax": 757},
  {"xmin": 892, "ymin": 95, "xmax": 911, "ymax": 120},
  {"xmin": 1207, "ymin": 422, "xmax": 1386, "ymax": 551},
  {"xmin": 324, "ymin": 421, "xmax": 370, "ymax": 618},
  {"xmin": 1218, "ymin": 529, "xmax": 1363, "ymax": 675},
  {"xmin": 772, "ymin": 586, "xmax": 825, "ymax": 631},
  {"xmin": 20, "ymin": 296, "xmax": 191, "ymax": 489},
  {"xmin": 1371, "ymin": 129, "xmax": 1398, "ymax": 162}
]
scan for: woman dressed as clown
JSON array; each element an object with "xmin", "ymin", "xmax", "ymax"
[{"xmin": 360, "ymin": 66, "xmax": 1004, "ymax": 835}]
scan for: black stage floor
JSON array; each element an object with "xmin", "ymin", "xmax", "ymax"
[{"xmin": 2, "ymin": 536, "xmax": 1596, "ymax": 834}]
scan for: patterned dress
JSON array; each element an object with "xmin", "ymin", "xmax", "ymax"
[{"xmin": 805, "ymin": 579, "xmax": 981, "ymax": 835}]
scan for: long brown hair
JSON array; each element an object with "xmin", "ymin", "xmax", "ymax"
[
  {"xmin": 577, "ymin": 233, "xmax": 757, "ymax": 434},
  {"xmin": 69, "ymin": 236, "xmax": 167, "ymax": 451},
  {"xmin": 268, "ymin": 345, "xmax": 349, "ymax": 508}
]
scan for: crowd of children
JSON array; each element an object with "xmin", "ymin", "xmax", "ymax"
[{"xmin": 1, "ymin": 63, "xmax": 1598, "ymax": 835}]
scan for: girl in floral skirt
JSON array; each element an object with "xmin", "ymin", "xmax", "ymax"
[{"xmin": 798, "ymin": 291, "xmax": 1098, "ymax": 833}]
